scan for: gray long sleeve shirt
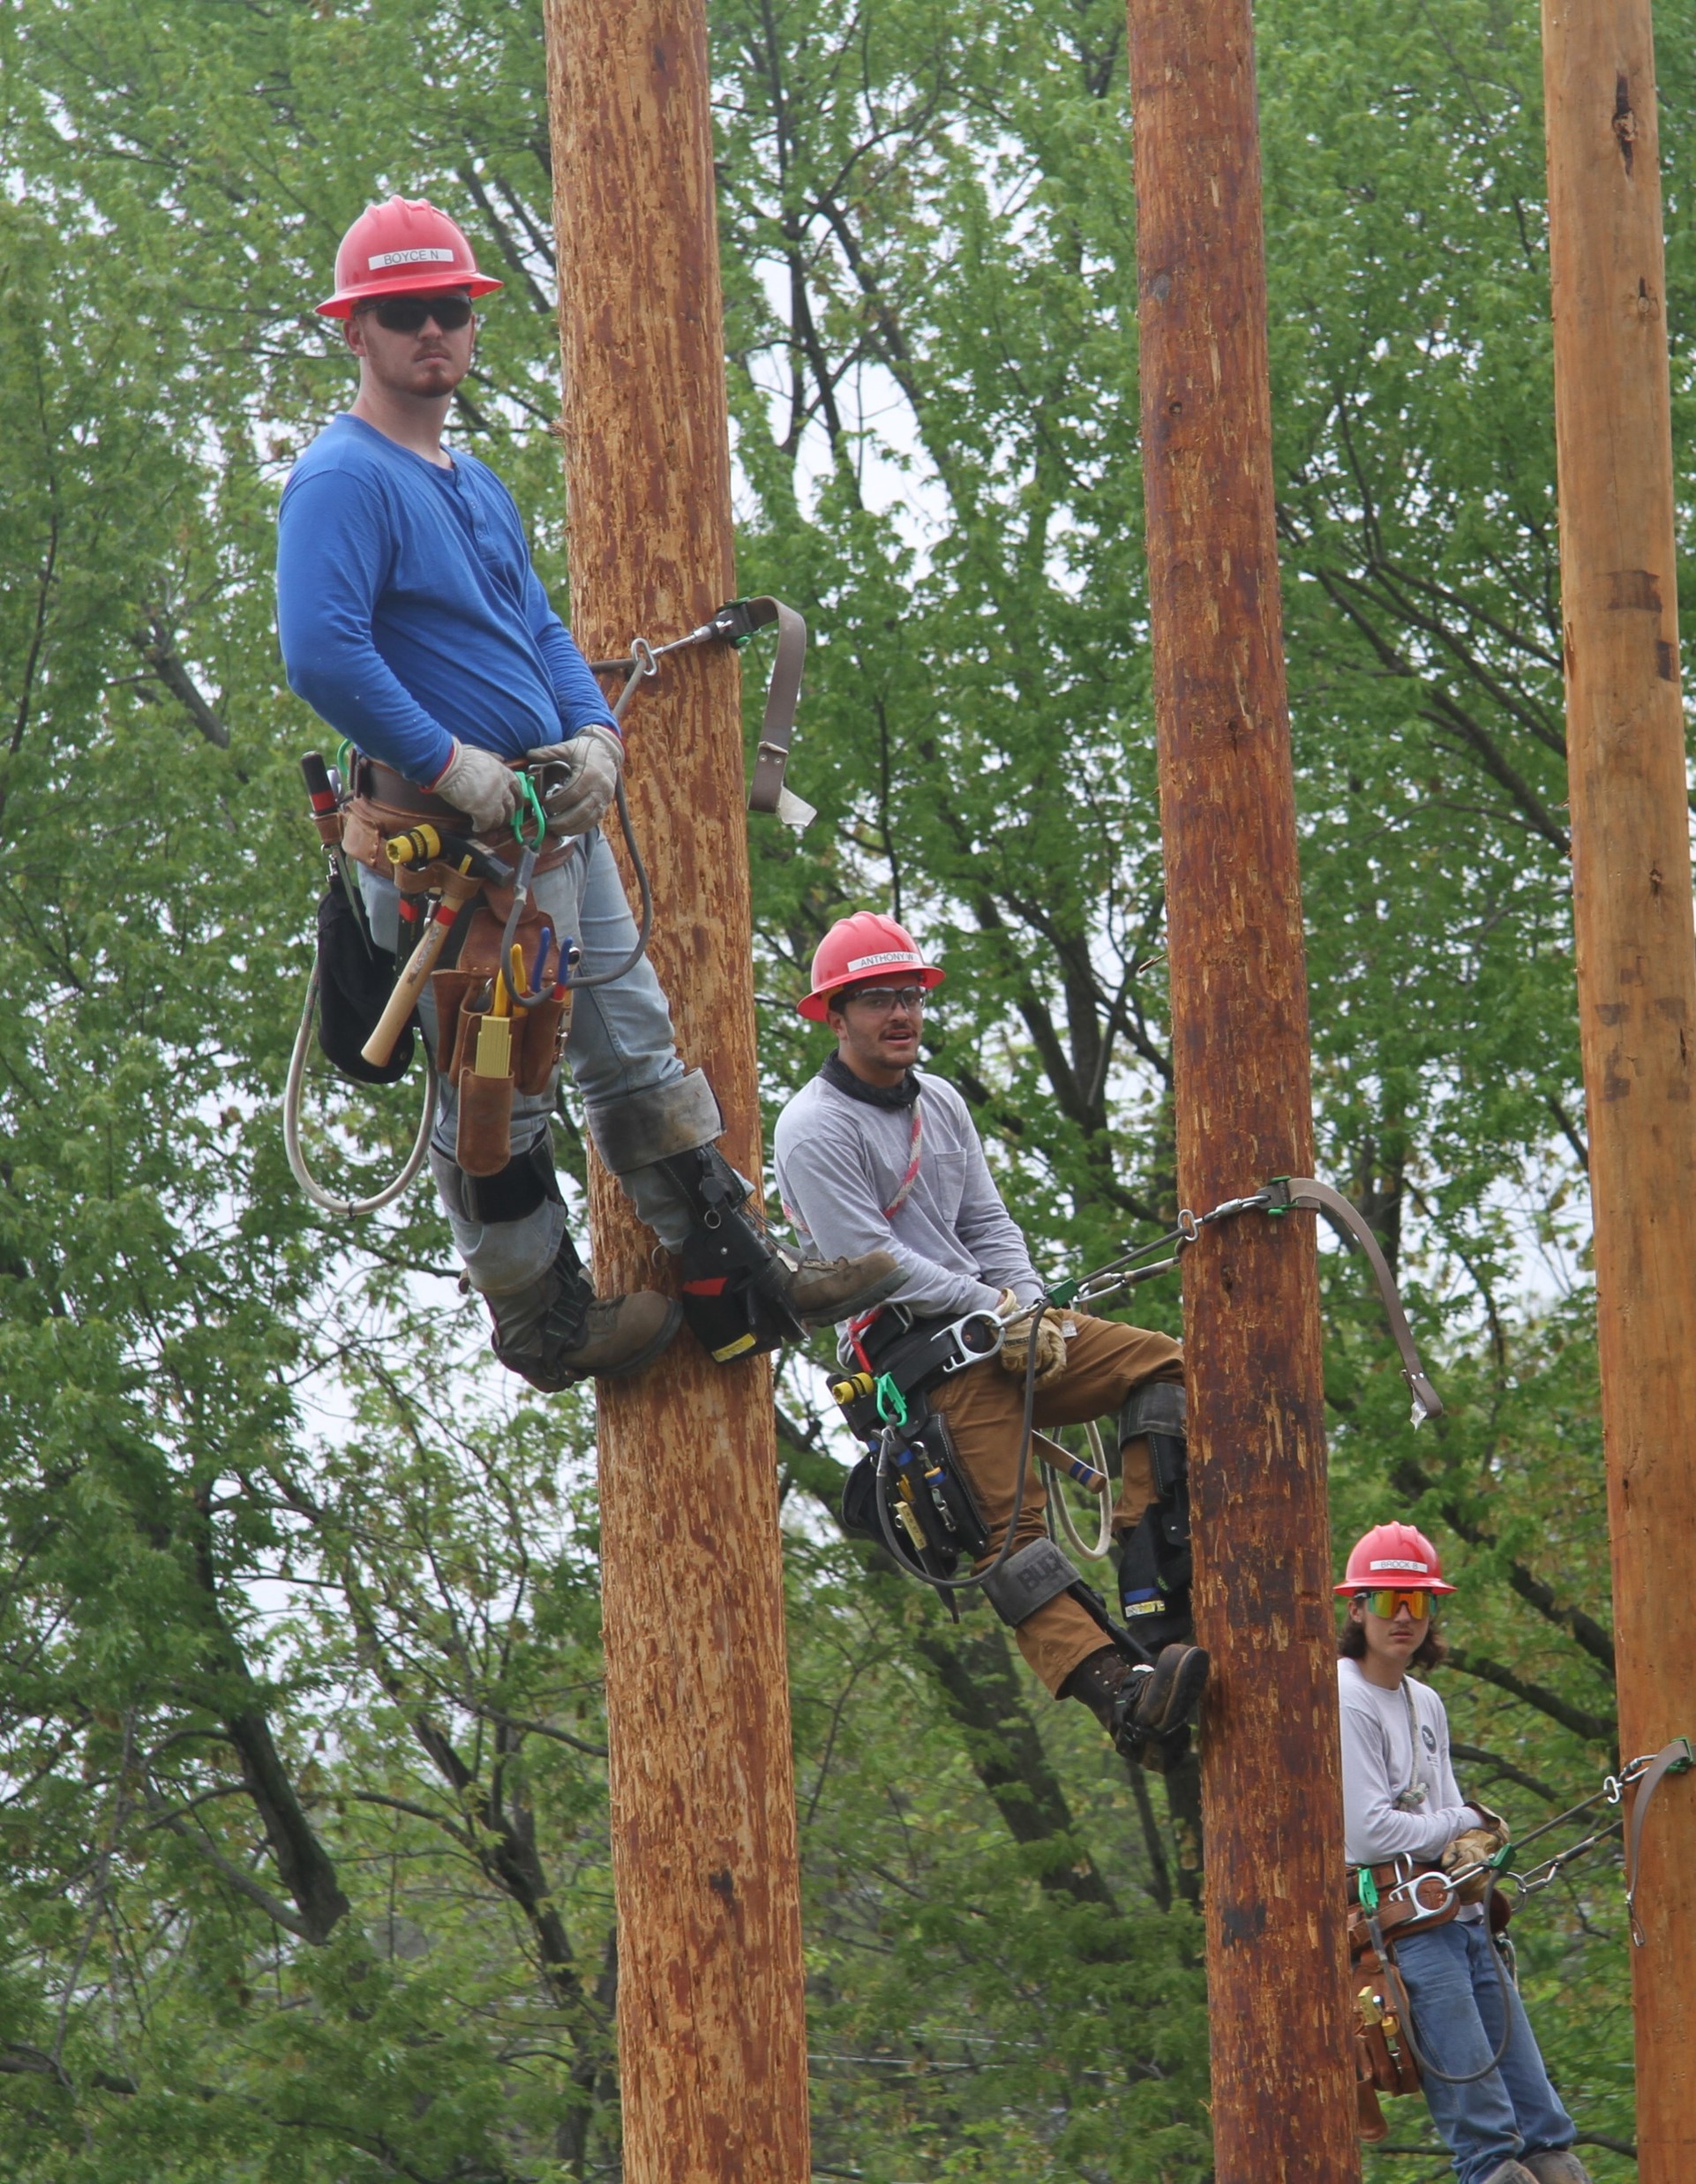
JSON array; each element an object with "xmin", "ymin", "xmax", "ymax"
[
  {"xmin": 1338, "ymin": 1657, "xmax": 1481, "ymax": 1897},
  {"xmin": 772, "ymin": 1069, "xmax": 1041, "ymax": 1323}
]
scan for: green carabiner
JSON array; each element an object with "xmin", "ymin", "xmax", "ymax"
[
  {"xmin": 335, "ymin": 736, "xmax": 356, "ymax": 775},
  {"xmin": 1358, "ymin": 1866, "xmax": 1379, "ymax": 1913},
  {"xmin": 874, "ymin": 1373, "xmax": 908, "ymax": 1428},
  {"xmin": 512, "ymin": 772, "xmax": 547, "ymax": 850}
]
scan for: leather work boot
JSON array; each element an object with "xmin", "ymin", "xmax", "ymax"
[
  {"xmin": 1521, "ymin": 2156, "xmax": 1594, "ymax": 2184},
  {"xmin": 1127, "ymin": 1641, "xmax": 1211, "ymax": 1739},
  {"xmin": 486, "ymin": 1235, "xmax": 683, "ymax": 1390},
  {"xmin": 1062, "ymin": 1644, "xmax": 1206, "ymax": 1771},
  {"xmin": 769, "ymin": 1243, "xmax": 903, "ymax": 1325}
]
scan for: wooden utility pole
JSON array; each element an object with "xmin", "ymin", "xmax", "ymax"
[
  {"xmin": 544, "ymin": 7, "xmax": 811, "ymax": 2180},
  {"xmin": 1125, "ymin": 1, "xmax": 1360, "ymax": 2176},
  {"xmin": 1542, "ymin": 5, "xmax": 1696, "ymax": 2172}
]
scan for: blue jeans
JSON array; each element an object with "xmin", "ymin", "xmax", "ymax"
[
  {"xmin": 358, "ymin": 828, "xmax": 697, "ymax": 1293},
  {"xmin": 1395, "ymin": 1920, "xmax": 1576, "ymax": 2184}
]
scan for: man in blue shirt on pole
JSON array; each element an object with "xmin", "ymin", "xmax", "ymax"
[{"xmin": 277, "ymin": 197, "xmax": 897, "ymax": 1388}]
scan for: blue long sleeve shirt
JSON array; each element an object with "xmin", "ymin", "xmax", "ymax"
[{"xmin": 275, "ymin": 414, "xmax": 616, "ymax": 783}]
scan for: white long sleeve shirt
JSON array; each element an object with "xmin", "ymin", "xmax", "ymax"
[{"xmin": 1338, "ymin": 1655, "xmax": 1480, "ymax": 1869}]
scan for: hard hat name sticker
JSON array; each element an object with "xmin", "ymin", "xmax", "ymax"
[
  {"xmin": 845, "ymin": 949, "xmax": 922, "ymax": 972},
  {"xmin": 368, "ymin": 247, "xmax": 457, "ymax": 269}
]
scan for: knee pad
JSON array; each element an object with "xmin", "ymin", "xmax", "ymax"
[
  {"xmin": 431, "ymin": 1136, "xmax": 564, "ymax": 1227},
  {"xmin": 584, "ymin": 1068, "xmax": 722, "ymax": 1174},
  {"xmin": 981, "ymin": 1538, "xmax": 1079, "ymax": 1628},
  {"xmin": 1118, "ymin": 1378, "xmax": 1188, "ymax": 1493}
]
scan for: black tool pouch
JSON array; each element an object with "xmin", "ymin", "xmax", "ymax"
[
  {"xmin": 839, "ymin": 1410, "xmax": 990, "ymax": 1580},
  {"xmin": 314, "ymin": 885, "xmax": 415, "ymax": 1085}
]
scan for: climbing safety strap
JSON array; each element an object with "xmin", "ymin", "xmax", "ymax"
[
  {"xmin": 1265, "ymin": 1178, "xmax": 1442, "ymax": 1423},
  {"xmin": 589, "ymin": 595, "xmax": 814, "ymax": 829},
  {"xmin": 1066, "ymin": 1175, "xmax": 1445, "ymax": 1427},
  {"xmin": 1622, "ymin": 1736, "xmax": 1694, "ymax": 1947}
]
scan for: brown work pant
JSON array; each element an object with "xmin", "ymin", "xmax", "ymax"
[{"xmin": 931, "ymin": 1314, "xmax": 1183, "ymax": 1697}]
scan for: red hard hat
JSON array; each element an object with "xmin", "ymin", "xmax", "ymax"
[
  {"xmin": 798, "ymin": 912, "xmax": 945, "ymax": 1023},
  {"xmin": 1335, "ymin": 1521, "xmax": 1455, "ymax": 1596},
  {"xmin": 317, "ymin": 197, "xmax": 503, "ymax": 319}
]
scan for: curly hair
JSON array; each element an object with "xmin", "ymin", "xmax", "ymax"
[{"xmin": 1339, "ymin": 1607, "xmax": 1447, "ymax": 1671}]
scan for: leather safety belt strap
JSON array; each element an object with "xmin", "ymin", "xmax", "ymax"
[
  {"xmin": 1625, "ymin": 1736, "xmax": 1694, "ymax": 1947},
  {"xmin": 590, "ymin": 597, "xmax": 815, "ymax": 829},
  {"xmin": 710, "ymin": 597, "xmax": 813, "ymax": 827},
  {"xmin": 1272, "ymin": 1176, "xmax": 1445, "ymax": 1424}
]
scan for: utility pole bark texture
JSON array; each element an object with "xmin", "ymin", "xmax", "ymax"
[
  {"xmin": 544, "ymin": 7, "xmax": 811, "ymax": 2180},
  {"xmin": 1126, "ymin": 1, "xmax": 1360, "ymax": 2176},
  {"xmin": 1542, "ymin": 4, "xmax": 1696, "ymax": 2169}
]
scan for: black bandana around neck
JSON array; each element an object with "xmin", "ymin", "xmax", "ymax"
[{"xmin": 822, "ymin": 1051, "xmax": 920, "ymax": 1110}]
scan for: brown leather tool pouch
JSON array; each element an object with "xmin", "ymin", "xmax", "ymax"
[
  {"xmin": 514, "ymin": 994, "xmax": 571, "ymax": 1095},
  {"xmin": 456, "ymin": 1062, "xmax": 514, "ymax": 1177},
  {"xmin": 430, "ymin": 969, "xmax": 482, "ymax": 1078},
  {"xmin": 1354, "ymin": 2045, "xmax": 1389, "ymax": 2142}
]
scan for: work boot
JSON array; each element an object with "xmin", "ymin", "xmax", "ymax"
[
  {"xmin": 1127, "ymin": 1641, "xmax": 1211, "ymax": 1739},
  {"xmin": 766, "ymin": 1242, "xmax": 903, "ymax": 1326},
  {"xmin": 1062, "ymin": 1643, "xmax": 1207, "ymax": 1769},
  {"xmin": 1522, "ymin": 2156, "xmax": 1594, "ymax": 2184},
  {"xmin": 1480, "ymin": 2165, "xmax": 1541, "ymax": 2184},
  {"xmin": 485, "ymin": 1234, "xmax": 683, "ymax": 1390}
]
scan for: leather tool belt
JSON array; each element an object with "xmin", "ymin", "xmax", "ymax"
[
  {"xmin": 340, "ymin": 753, "xmax": 574, "ymax": 883},
  {"xmin": 1346, "ymin": 1858, "xmax": 1460, "ymax": 1963}
]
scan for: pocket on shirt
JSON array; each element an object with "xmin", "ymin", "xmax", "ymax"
[{"xmin": 920, "ymin": 1147, "xmax": 968, "ymax": 1222}]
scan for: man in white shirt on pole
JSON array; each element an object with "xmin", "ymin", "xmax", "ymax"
[{"xmin": 1337, "ymin": 1522, "xmax": 1588, "ymax": 2184}]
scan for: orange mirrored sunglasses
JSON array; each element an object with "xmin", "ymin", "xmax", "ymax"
[{"xmin": 1362, "ymin": 1587, "xmax": 1434, "ymax": 1620}]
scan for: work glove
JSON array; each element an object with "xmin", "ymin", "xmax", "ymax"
[
  {"xmin": 432, "ymin": 740, "xmax": 522, "ymax": 834},
  {"xmin": 1443, "ymin": 1805, "xmax": 1511, "ymax": 1904},
  {"xmin": 996, "ymin": 1290, "xmax": 1070, "ymax": 1388},
  {"xmin": 529, "ymin": 724, "xmax": 623, "ymax": 837}
]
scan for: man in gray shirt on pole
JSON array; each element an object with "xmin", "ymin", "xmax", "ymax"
[{"xmin": 774, "ymin": 912, "xmax": 1208, "ymax": 1766}]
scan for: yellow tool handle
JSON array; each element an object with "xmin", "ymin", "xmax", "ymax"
[{"xmin": 473, "ymin": 1013, "xmax": 514, "ymax": 1077}]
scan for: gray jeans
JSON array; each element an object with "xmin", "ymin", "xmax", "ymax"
[{"xmin": 358, "ymin": 828, "xmax": 698, "ymax": 1292}]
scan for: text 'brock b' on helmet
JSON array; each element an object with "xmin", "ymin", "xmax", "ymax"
[
  {"xmin": 798, "ymin": 912, "xmax": 946, "ymax": 1023},
  {"xmin": 317, "ymin": 197, "xmax": 503, "ymax": 319},
  {"xmin": 1334, "ymin": 1520, "xmax": 1456, "ymax": 1596}
]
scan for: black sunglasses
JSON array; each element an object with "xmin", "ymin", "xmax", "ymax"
[{"xmin": 363, "ymin": 293, "xmax": 475, "ymax": 334}]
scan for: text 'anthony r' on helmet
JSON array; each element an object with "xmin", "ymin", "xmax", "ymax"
[{"xmin": 798, "ymin": 912, "xmax": 946, "ymax": 1023}]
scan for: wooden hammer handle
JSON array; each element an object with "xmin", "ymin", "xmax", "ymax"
[{"xmin": 360, "ymin": 870, "xmax": 481, "ymax": 1069}]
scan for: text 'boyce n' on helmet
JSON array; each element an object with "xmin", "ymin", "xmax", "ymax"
[
  {"xmin": 1334, "ymin": 1520, "xmax": 1456, "ymax": 1597},
  {"xmin": 317, "ymin": 197, "xmax": 503, "ymax": 319},
  {"xmin": 798, "ymin": 912, "xmax": 945, "ymax": 1023}
]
